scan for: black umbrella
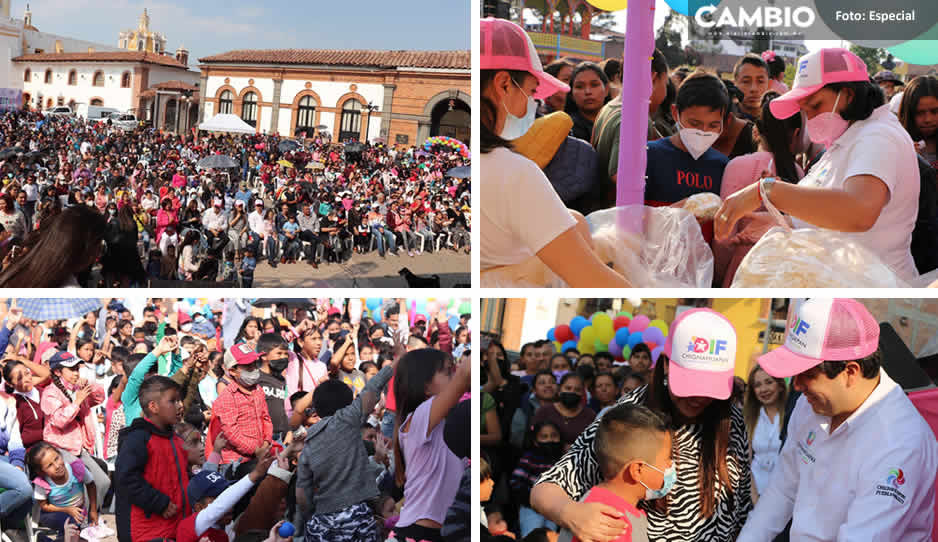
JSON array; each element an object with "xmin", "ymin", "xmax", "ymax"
[
  {"xmin": 344, "ymin": 142, "xmax": 364, "ymax": 153},
  {"xmin": 0, "ymin": 147, "xmax": 25, "ymax": 160},
  {"xmin": 314, "ymin": 125, "xmax": 329, "ymax": 131},
  {"xmin": 197, "ymin": 155, "xmax": 239, "ymax": 169},
  {"xmin": 253, "ymin": 298, "xmax": 316, "ymax": 308},
  {"xmin": 446, "ymin": 166, "xmax": 471, "ymax": 179},
  {"xmin": 278, "ymin": 140, "xmax": 300, "ymax": 153}
]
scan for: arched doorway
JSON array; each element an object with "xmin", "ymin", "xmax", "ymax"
[
  {"xmin": 188, "ymin": 104, "xmax": 199, "ymax": 130},
  {"xmin": 164, "ymin": 98, "xmax": 177, "ymax": 130},
  {"xmin": 430, "ymin": 98, "xmax": 470, "ymax": 142},
  {"xmin": 90, "ymin": 98, "xmax": 103, "ymax": 106}
]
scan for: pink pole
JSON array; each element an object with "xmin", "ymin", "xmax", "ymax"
[{"xmin": 615, "ymin": 0, "xmax": 655, "ymax": 233}]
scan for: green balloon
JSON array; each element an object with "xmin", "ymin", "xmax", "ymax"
[
  {"xmin": 617, "ymin": 311, "xmax": 633, "ymax": 320},
  {"xmin": 458, "ymin": 301, "xmax": 471, "ymax": 314},
  {"xmin": 621, "ymin": 345, "xmax": 632, "ymax": 359},
  {"xmin": 594, "ymin": 338, "xmax": 608, "ymax": 352}
]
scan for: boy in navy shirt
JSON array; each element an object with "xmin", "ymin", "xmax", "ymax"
[{"xmin": 645, "ymin": 71, "xmax": 730, "ymax": 209}]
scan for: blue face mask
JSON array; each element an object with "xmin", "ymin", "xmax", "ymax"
[
  {"xmin": 499, "ymin": 79, "xmax": 536, "ymax": 140},
  {"xmin": 638, "ymin": 462, "xmax": 676, "ymax": 500}
]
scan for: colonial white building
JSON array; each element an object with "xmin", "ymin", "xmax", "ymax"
[{"xmin": 198, "ymin": 49, "xmax": 470, "ymax": 144}]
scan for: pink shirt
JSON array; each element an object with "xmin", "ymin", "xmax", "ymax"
[{"xmin": 282, "ymin": 352, "xmax": 327, "ymax": 417}]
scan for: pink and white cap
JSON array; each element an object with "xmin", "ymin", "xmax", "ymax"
[
  {"xmin": 663, "ymin": 308, "xmax": 738, "ymax": 400},
  {"xmin": 480, "ymin": 17, "xmax": 569, "ymax": 100},
  {"xmin": 759, "ymin": 299, "xmax": 879, "ymax": 378},
  {"xmin": 769, "ymin": 48, "xmax": 869, "ymax": 120}
]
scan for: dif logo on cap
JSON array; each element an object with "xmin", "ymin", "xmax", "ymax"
[
  {"xmin": 666, "ymin": 309, "xmax": 737, "ymax": 400},
  {"xmin": 783, "ymin": 299, "xmax": 833, "ymax": 356}
]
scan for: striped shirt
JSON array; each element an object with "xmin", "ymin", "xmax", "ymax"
[{"xmin": 536, "ymin": 386, "xmax": 752, "ymax": 541}]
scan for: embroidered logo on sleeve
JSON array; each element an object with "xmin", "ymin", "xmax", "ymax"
[{"xmin": 876, "ymin": 468, "xmax": 908, "ymax": 504}]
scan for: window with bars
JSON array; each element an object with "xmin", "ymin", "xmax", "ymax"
[
  {"xmin": 241, "ymin": 92, "xmax": 257, "ymax": 127},
  {"xmin": 296, "ymin": 95, "xmax": 317, "ymax": 134},
  {"xmin": 339, "ymin": 99, "xmax": 362, "ymax": 141},
  {"xmin": 218, "ymin": 90, "xmax": 233, "ymax": 114}
]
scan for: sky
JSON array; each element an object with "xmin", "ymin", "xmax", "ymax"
[{"xmin": 12, "ymin": 0, "xmax": 470, "ymax": 65}]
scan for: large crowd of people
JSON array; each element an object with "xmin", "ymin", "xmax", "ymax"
[
  {"xmin": 0, "ymin": 110, "xmax": 471, "ymax": 287},
  {"xmin": 480, "ymin": 16, "xmax": 938, "ymax": 287},
  {"xmin": 480, "ymin": 299, "xmax": 938, "ymax": 542},
  {"xmin": 0, "ymin": 297, "xmax": 472, "ymax": 542}
]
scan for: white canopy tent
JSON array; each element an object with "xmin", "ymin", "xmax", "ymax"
[{"xmin": 197, "ymin": 113, "xmax": 255, "ymax": 134}]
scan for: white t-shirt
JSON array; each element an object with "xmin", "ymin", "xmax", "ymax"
[
  {"xmin": 792, "ymin": 105, "xmax": 919, "ymax": 279},
  {"xmin": 480, "ymin": 147, "xmax": 576, "ymax": 269}
]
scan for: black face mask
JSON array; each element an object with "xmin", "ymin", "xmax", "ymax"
[
  {"xmin": 363, "ymin": 439, "xmax": 376, "ymax": 456},
  {"xmin": 558, "ymin": 392, "xmax": 581, "ymax": 409},
  {"xmin": 536, "ymin": 441, "xmax": 563, "ymax": 459},
  {"xmin": 269, "ymin": 357, "xmax": 290, "ymax": 374}
]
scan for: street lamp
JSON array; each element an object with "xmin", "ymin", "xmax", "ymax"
[{"xmin": 364, "ymin": 102, "xmax": 379, "ymax": 142}]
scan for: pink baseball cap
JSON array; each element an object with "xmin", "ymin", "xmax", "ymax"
[
  {"xmin": 769, "ymin": 48, "xmax": 869, "ymax": 120},
  {"xmin": 224, "ymin": 342, "xmax": 260, "ymax": 369},
  {"xmin": 759, "ymin": 299, "xmax": 879, "ymax": 378},
  {"xmin": 480, "ymin": 17, "xmax": 569, "ymax": 100},
  {"xmin": 663, "ymin": 308, "xmax": 738, "ymax": 400}
]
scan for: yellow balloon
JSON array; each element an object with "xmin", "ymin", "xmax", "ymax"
[
  {"xmin": 585, "ymin": 0, "xmax": 627, "ymax": 11},
  {"xmin": 580, "ymin": 326, "xmax": 597, "ymax": 345},
  {"xmin": 597, "ymin": 325, "xmax": 615, "ymax": 344},
  {"xmin": 554, "ymin": 341, "xmax": 563, "ymax": 352}
]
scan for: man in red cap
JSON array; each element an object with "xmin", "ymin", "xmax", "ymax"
[{"xmin": 211, "ymin": 343, "xmax": 272, "ymax": 466}]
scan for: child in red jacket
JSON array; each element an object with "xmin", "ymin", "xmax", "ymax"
[{"xmin": 115, "ymin": 375, "xmax": 191, "ymax": 542}]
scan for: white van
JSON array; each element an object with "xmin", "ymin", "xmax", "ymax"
[{"xmin": 74, "ymin": 104, "xmax": 119, "ymax": 121}]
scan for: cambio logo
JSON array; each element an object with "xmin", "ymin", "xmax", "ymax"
[{"xmin": 695, "ymin": 5, "xmax": 816, "ymax": 29}]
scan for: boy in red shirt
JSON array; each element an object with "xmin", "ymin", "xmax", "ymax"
[{"xmin": 559, "ymin": 404, "xmax": 673, "ymax": 542}]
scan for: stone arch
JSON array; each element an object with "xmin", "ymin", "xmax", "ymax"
[
  {"xmin": 419, "ymin": 89, "xmax": 471, "ymax": 144},
  {"xmin": 289, "ymin": 89, "xmax": 323, "ymax": 137},
  {"xmin": 213, "ymin": 84, "xmax": 236, "ymax": 114},
  {"xmin": 333, "ymin": 92, "xmax": 368, "ymax": 142},
  {"xmin": 89, "ymin": 97, "xmax": 104, "ymax": 106},
  {"xmin": 237, "ymin": 85, "xmax": 263, "ymax": 132}
]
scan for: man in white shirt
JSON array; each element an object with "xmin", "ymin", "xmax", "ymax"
[
  {"xmin": 201, "ymin": 199, "xmax": 229, "ymax": 255},
  {"xmin": 140, "ymin": 189, "xmax": 158, "ymax": 212},
  {"xmin": 738, "ymin": 298, "xmax": 938, "ymax": 542},
  {"xmin": 247, "ymin": 200, "xmax": 266, "ymax": 255}
]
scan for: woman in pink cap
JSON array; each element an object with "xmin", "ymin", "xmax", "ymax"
[
  {"xmin": 716, "ymin": 48, "xmax": 920, "ymax": 281},
  {"xmin": 531, "ymin": 308, "xmax": 752, "ymax": 541},
  {"xmin": 479, "ymin": 17, "xmax": 631, "ymax": 288}
]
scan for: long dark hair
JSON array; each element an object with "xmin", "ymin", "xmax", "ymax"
[
  {"xmin": 756, "ymin": 91, "xmax": 803, "ymax": 183},
  {"xmin": 117, "ymin": 204, "xmax": 136, "ymax": 232},
  {"xmin": 565, "ymin": 62, "xmax": 611, "ymax": 115},
  {"xmin": 0, "ymin": 205, "xmax": 107, "ymax": 287},
  {"xmin": 392, "ymin": 348, "xmax": 452, "ymax": 486},
  {"xmin": 2, "ymin": 360, "xmax": 23, "ymax": 394},
  {"xmin": 49, "ymin": 368, "xmax": 74, "ymax": 402},
  {"xmin": 234, "ymin": 316, "xmax": 263, "ymax": 344},
  {"xmin": 899, "ymin": 75, "xmax": 938, "ymax": 142},
  {"xmin": 645, "ymin": 354, "xmax": 733, "ymax": 518},
  {"xmin": 480, "ymin": 69, "xmax": 530, "ymax": 154},
  {"xmin": 26, "ymin": 441, "xmax": 58, "ymax": 478}
]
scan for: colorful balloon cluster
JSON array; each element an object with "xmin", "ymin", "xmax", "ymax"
[
  {"xmin": 547, "ymin": 312, "xmax": 670, "ymax": 363},
  {"xmin": 363, "ymin": 298, "xmax": 471, "ymax": 330},
  {"xmin": 424, "ymin": 136, "xmax": 470, "ymax": 159}
]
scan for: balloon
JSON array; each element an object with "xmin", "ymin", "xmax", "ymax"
[
  {"xmin": 586, "ymin": 0, "xmax": 627, "ymax": 11},
  {"xmin": 365, "ymin": 298, "xmax": 381, "ymax": 311},
  {"xmin": 561, "ymin": 340, "xmax": 578, "ymax": 353},
  {"xmin": 613, "ymin": 315, "xmax": 631, "ymax": 330},
  {"xmin": 580, "ymin": 326, "xmax": 597, "ymax": 345},
  {"xmin": 547, "ymin": 327, "xmax": 556, "ymax": 342},
  {"xmin": 615, "ymin": 0, "xmax": 655, "ymax": 233},
  {"xmin": 596, "ymin": 324, "xmax": 615, "ymax": 344},
  {"xmin": 608, "ymin": 339, "xmax": 620, "ymax": 358},
  {"xmin": 426, "ymin": 301, "xmax": 438, "ymax": 315},
  {"xmin": 554, "ymin": 341, "xmax": 563, "ymax": 352},
  {"xmin": 449, "ymin": 315, "xmax": 459, "ymax": 330},
  {"xmin": 591, "ymin": 312, "xmax": 612, "ymax": 327},
  {"xmin": 570, "ymin": 316, "xmax": 589, "ymax": 336},
  {"xmin": 578, "ymin": 339, "xmax": 596, "ymax": 355},
  {"xmin": 594, "ymin": 338, "xmax": 608, "ymax": 352},
  {"xmin": 554, "ymin": 324, "xmax": 574, "ymax": 343},
  {"xmin": 458, "ymin": 301, "xmax": 471, "ymax": 314},
  {"xmin": 621, "ymin": 345, "xmax": 632, "ymax": 360},
  {"xmin": 617, "ymin": 311, "xmax": 633, "ymax": 319},
  {"xmin": 630, "ymin": 314, "xmax": 651, "ymax": 333},
  {"xmin": 645, "ymin": 341, "xmax": 657, "ymax": 351},
  {"xmin": 643, "ymin": 326, "xmax": 665, "ymax": 346},
  {"xmin": 651, "ymin": 345, "xmax": 664, "ymax": 363},
  {"xmin": 614, "ymin": 327, "xmax": 631, "ymax": 348},
  {"xmin": 372, "ymin": 307, "xmax": 382, "ymax": 322},
  {"xmin": 649, "ymin": 320, "xmax": 669, "ymax": 337},
  {"xmin": 627, "ymin": 331, "xmax": 644, "ymax": 349}
]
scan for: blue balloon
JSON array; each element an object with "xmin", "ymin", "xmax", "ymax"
[
  {"xmin": 416, "ymin": 299, "xmax": 428, "ymax": 315},
  {"xmin": 561, "ymin": 340, "xmax": 578, "ymax": 353},
  {"xmin": 449, "ymin": 315, "xmax": 459, "ymax": 330},
  {"xmin": 547, "ymin": 327, "xmax": 556, "ymax": 341},
  {"xmin": 614, "ymin": 327, "xmax": 631, "ymax": 348},
  {"xmin": 627, "ymin": 331, "xmax": 645, "ymax": 349},
  {"xmin": 644, "ymin": 326, "xmax": 665, "ymax": 346},
  {"xmin": 372, "ymin": 307, "xmax": 382, "ymax": 322},
  {"xmin": 570, "ymin": 316, "xmax": 589, "ymax": 336},
  {"xmin": 366, "ymin": 298, "xmax": 381, "ymax": 311}
]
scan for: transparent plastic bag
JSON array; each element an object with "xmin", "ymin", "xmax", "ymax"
[
  {"xmin": 731, "ymin": 226, "xmax": 910, "ymax": 288},
  {"xmin": 587, "ymin": 205, "xmax": 714, "ymax": 288},
  {"xmin": 480, "ymin": 256, "xmax": 566, "ymax": 288},
  {"xmin": 684, "ymin": 192, "xmax": 722, "ymax": 220}
]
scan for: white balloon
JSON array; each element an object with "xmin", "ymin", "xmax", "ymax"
[{"xmin": 627, "ymin": 298, "xmax": 642, "ymax": 309}]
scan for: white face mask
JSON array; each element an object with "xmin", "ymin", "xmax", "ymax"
[
  {"xmin": 676, "ymin": 117, "xmax": 722, "ymax": 160},
  {"xmin": 500, "ymin": 79, "xmax": 536, "ymax": 140},
  {"xmin": 238, "ymin": 368, "xmax": 260, "ymax": 387}
]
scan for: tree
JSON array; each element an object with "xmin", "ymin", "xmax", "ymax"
[
  {"xmin": 849, "ymin": 44, "xmax": 887, "ymax": 75},
  {"xmin": 655, "ymin": 13, "xmax": 686, "ymax": 69},
  {"xmin": 750, "ymin": 27, "xmax": 770, "ymax": 55}
]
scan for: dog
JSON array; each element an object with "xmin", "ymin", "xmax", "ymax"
[{"xmin": 399, "ymin": 267, "xmax": 440, "ymax": 288}]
